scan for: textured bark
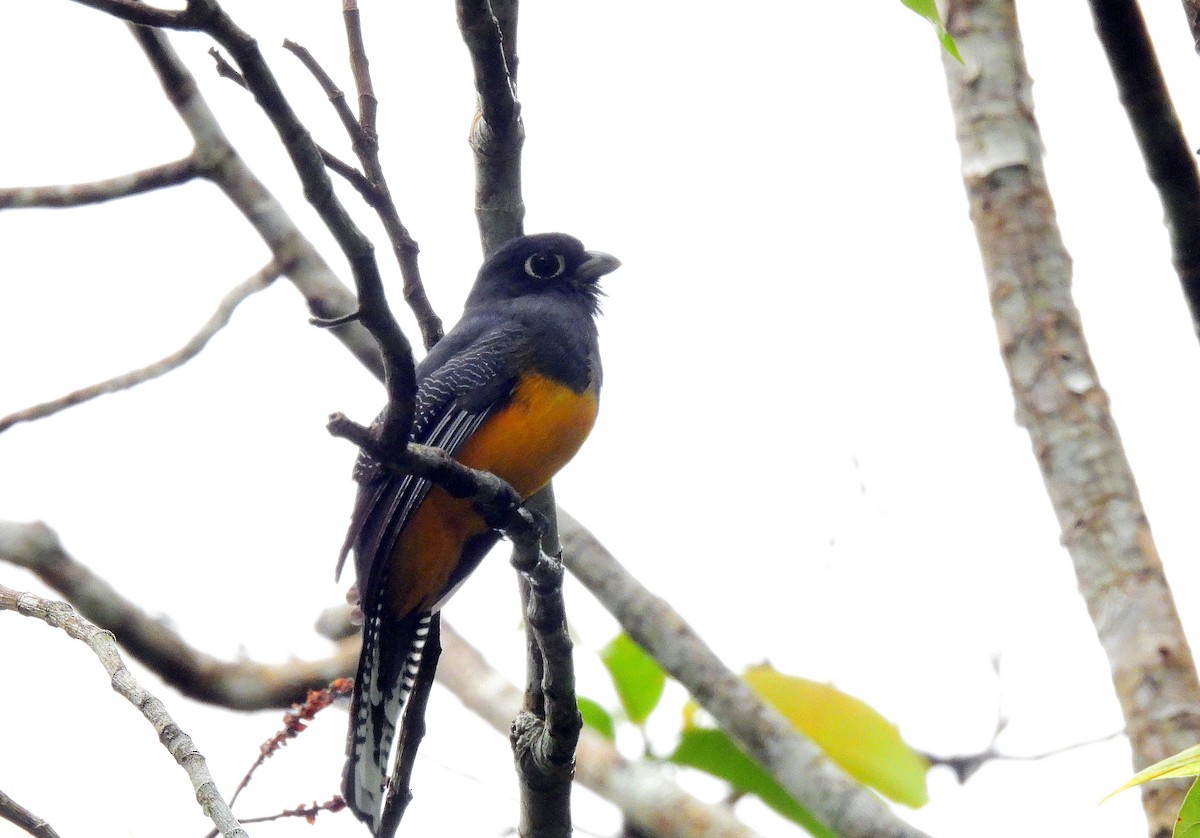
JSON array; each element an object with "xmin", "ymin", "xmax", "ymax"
[
  {"xmin": 942, "ymin": 2, "xmax": 1200, "ymax": 834},
  {"xmin": 0, "ymin": 584, "xmax": 247, "ymax": 838}
]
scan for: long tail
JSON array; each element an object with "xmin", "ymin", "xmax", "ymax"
[{"xmin": 343, "ymin": 606, "xmax": 432, "ymax": 833}]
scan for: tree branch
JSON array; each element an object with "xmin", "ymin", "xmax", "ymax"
[
  {"xmin": 0, "ymin": 259, "xmax": 282, "ymax": 434},
  {"xmin": 282, "ymin": 17, "xmax": 443, "ymax": 349},
  {"xmin": 137, "ymin": 3, "xmax": 420, "ymax": 447},
  {"xmin": 0, "ymin": 520, "xmax": 357, "ymax": 709},
  {"xmin": 942, "ymin": 1, "xmax": 1200, "ymax": 833},
  {"xmin": 1087, "ymin": 0, "xmax": 1200, "ymax": 337},
  {"xmin": 128, "ymin": 25, "xmax": 385, "ymax": 379},
  {"xmin": 70, "ymin": 0, "xmax": 193, "ymax": 28},
  {"xmin": 457, "ymin": 0, "xmax": 525, "ymax": 253},
  {"xmin": 437, "ymin": 620, "xmax": 763, "ymax": 838},
  {"xmin": 558, "ymin": 510, "xmax": 931, "ymax": 838},
  {"xmin": 0, "ymin": 789, "xmax": 60, "ymax": 838},
  {"xmin": 511, "ymin": 531, "xmax": 579, "ymax": 838},
  {"xmin": 0, "ymin": 582, "xmax": 247, "ymax": 838},
  {"xmin": 2, "ymin": 519, "xmax": 758, "ymax": 838},
  {"xmin": 0, "ymin": 156, "xmax": 199, "ymax": 208}
]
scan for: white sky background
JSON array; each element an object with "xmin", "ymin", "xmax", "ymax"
[{"xmin": 2, "ymin": 2, "xmax": 1199, "ymax": 836}]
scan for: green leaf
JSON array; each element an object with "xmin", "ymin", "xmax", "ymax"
[
  {"xmin": 600, "ymin": 633, "xmax": 666, "ymax": 725},
  {"xmin": 1178, "ymin": 778, "xmax": 1200, "ymax": 838},
  {"xmin": 743, "ymin": 665, "xmax": 929, "ymax": 807},
  {"xmin": 899, "ymin": 0, "xmax": 963, "ymax": 63},
  {"xmin": 670, "ymin": 728, "xmax": 838, "ymax": 838},
  {"xmin": 577, "ymin": 696, "xmax": 616, "ymax": 741},
  {"xmin": 1106, "ymin": 742, "xmax": 1200, "ymax": 801}
]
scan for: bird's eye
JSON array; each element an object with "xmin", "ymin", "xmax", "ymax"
[{"xmin": 524, "ymin": 252, "xmax": 566, "ymax": 280}]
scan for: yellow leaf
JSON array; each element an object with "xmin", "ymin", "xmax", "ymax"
[
  {"xmin": 1104, "ymin": 743, "xmax": 1200, "ymax": 802},
  {"xmin": 742, "ymin": 665, "xmax": 929, "ymax": 807},
  {"xmin": 682, "ymin": 664, "xmax": 929, "ymax": 807}
]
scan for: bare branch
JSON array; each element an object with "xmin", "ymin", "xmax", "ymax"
[
  {"xmin": 130, "ymin": 26, "xmax": 385, "ymax": 379},
  {"xmin": 283, "ymin": 38, "xmax": 363, "ymax": 151},
  {"xmin": 942, "ymin": 1, "xmax": 1200, "ymax": 832},
  {"xmin": 4, "ymin": 523, "xmax": 757, "ymax": 838},
  {"xmin": 235, "ymin": 797, "xmax": 345, "ymax": 827},
  {"xmin": 457, "ymin": 0, "xmax": 525, "ymax": 253},
  {"xmin": 0, "ymin": 582, "xmax": 247, "ymax": 838},
  {"xmin": 0, "ymin": 521, "xmax": 356, "ymax": 708},
  {"xmin": 342, "ymin": 0, "xmax": 378, "ymax": 133},
  {"xmin": 327, "ymin": 414, "xmax": 545, "ymax": 544},
  {"xmin": 208, "ymin": 43, "xmax": 384, "ymax": 205},
  {"xmin": 228, "ymin": 679, "xmax": 353, "ymax": 808},
  {"xmin": 70, "ymin": 0, "xmax": 193, "ymax": 28},
  {"xmin": 206, "ymin": 45, "xmax": 247, "ymax": 87},
  {"xmin": 150, "ymin": 1, "xmax": 419, "ymax": 442},
  {"xmin": 0, "ymin": 156, "xmax": 199, "ymax": 208},
  {"xmin": 338, "ymin": 2, "xmax": 443, "ymax": 348},
  {"xmin": 0, "ymin": 789, "xmax": 61, "ymax": 838},
  {"xmin": 317, "ymin": 146, "xmax": 382, "ymax": 202},
  {"xmin": 927, "ymin": 730, "xmax": 1123, "ymax": 784},
  {"xmin": 1088, "ymin": 0, "xmax": 1200, "ymax": 336},
  {"xmin": 511, "ymin": 529, "xmax": 579, "ymax": 838},
  {"xmin": 282, "ymin": 11, "xmax": 443, "ymax": 348},
  {"xmin": 558, "ymin": 510, "xmax": 931, "ymax": 838},
  {"xmin": 437, "ymin": 621, "xmax": 763, "ymax": 838},
  {"xmin": 0, "ymin": 260, "xmax": 282, "ymax": 434}
]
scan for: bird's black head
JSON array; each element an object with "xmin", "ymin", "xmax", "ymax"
[{"xmin": 465, "ymin": 232, "xmax": 621, "ymax": 314}]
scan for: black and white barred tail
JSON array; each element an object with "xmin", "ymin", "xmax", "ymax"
[{"xmin": 343, "ymin": 606, "xmax": 433, "ymax": 833}]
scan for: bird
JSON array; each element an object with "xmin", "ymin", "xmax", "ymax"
[{"xmin": 338, "ymin": 232, "xmax": 620, "ymax": 834}]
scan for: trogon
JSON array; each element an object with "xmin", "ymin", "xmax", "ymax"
[{"xmin": 337, "ymin": 232, "xmax": 620, "ymax": 833}]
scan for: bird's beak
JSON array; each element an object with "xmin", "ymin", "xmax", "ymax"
[{"xmin": 577, "ymin": 250, "xmax": 622, "ymax": 282}]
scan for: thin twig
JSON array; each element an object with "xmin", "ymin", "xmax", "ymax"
[
  {"xmin": 208, "ymin": 45, "xmax": 383, "ymax": 206},
  {"xmin": 71, "ymin": 0, "xmax": 192, "ymax": 28},
  {"xmin": 0, "ymin": 260, "xmax": 282, "ymax": 434},
  {"xmin": 0, "ymin": 156, "xmax": 199, "ymax": 208},
  {"xmin": 282, "ymin": 10, "xmax": 443, "ymax": 348},
  {"xmin": 926, "ymin": 730, "xmax": 1125, "ymax": 784},
  {"xmin": 343, "ymin": 1, "xmax": 377, "ymax": 133},
  {"xmin": 339, "ymin": 2, "xmax": 443, "ymax": 348},
  {"xmin": 1088, "ymin": 0, "xmax": 1200, "ymax": 336},
  {"xmin": 283, "ymin": 38, "xmax": 364, "ymax": 152},
  {"xmin": 0, "ymin": 789, "xmax": 61, "ymax": 838},
  {"xmin": 0, "ymin": 583, "xmax": 247, "ymax": 838},
  {"xmin": 120, "ymin": 7, "xmax": 419, "ymax": 442},
  {"xmin": 207, "ymin": 45, "xmax": 246, "ymax": 87},
  {"xmin": 203, "ymin": 798, "xmax": 346, "ymax": 838},
  {"xmin": 228, "ymin": 680, "xmax": 354, "ymax": 808},
  {"xmin": 237, "ymin": 798, "xmax": 346, "ymax": 826},
  {"xmin": 131, "ymin": 27, "xmax": 383, "ymax": 378}
]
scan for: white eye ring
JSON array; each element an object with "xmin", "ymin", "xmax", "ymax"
[{"xmin": 524, "ymin": 252, "xmax": 567, "ymax": 279}]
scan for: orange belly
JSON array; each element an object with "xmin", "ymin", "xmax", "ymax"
[{"xmin": 386, "ymin": 373, "xmax": 598, "ymax": 616}]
